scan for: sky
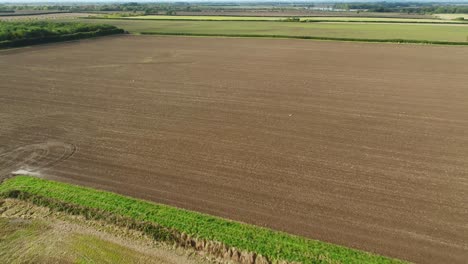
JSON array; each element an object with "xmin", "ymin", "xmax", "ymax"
[
  {"xmin": 1, "ymin": 0, "xmax": 467, "ymax": 3},
  {"xmin": 0, "ymin": 0, "xmax": 467, "ymax": 2}
]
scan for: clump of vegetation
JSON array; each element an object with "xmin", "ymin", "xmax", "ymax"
[
  {"xmin": 165, "ymin": 10, "xmax": 177, "ymax": 16},
  {"xmin": 453, "ymin": 17, "xmax": 465, "ymax": 21},
  {"xmin": 281, "ymin": 17, "xmax": 300, "ymax": 22},
  {"xmin": 0, "ymin": 176, "xmax": 405, "ymax": 264},
  {"xmin": 0, "ymin": 21, "xmax": 124, "ymax": 48},
  {"xmin": 88, "ymin": 13, "xmax": 135, "ymax": 19}
]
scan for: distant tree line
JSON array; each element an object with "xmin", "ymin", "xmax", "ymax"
[
  {"xmin": 2, "ymin": 2, "xmax": 468, "ymax": 15},
  {"xmin": 0, "ymin": 3, "xmax": 313, "ymax": 15},
  {"xmin": 0, "ymin": 3, "xmax": 202, "ymax": 15},
  {"xmin": 333, "ymin": 2, "xmax": 468, "ymax": 14},
  {"xmin": 409, "ymin": 5, "xmax": 468, "ymax": 14},
  {"xmin": 0, "ymin": 21, "xmax": 124, "ymax": 48}
]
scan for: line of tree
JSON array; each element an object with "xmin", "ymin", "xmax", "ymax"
[
  {"xmin": 0, "ymin": 3, "xmax": 202, "ymax": 14},
  {"xmin": 2, "ymin": 2, "xmax": 468, "ymax": 15},
  {"xmin": 0, "ymin": 21, "xmax": 124, "ymax": 48},
  {"xmin": 1, "ymin": 3, "xmax": 311, "ymax": 15},
  {"xmin": 333, "ymin": 2, "xmax": 468, "ymax": 14},
  {"xmin": 409, "ymin": 6, "xmax": 468, "ymax": 14}
]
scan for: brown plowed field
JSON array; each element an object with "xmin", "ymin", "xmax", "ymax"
[{"xmin": 0, "ymin": 35, "xmax": 467, "ymax": 263}]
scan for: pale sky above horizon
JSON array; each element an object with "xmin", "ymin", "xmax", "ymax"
[{"xmin": 1, "ymin": 0, "xmax": 468, "ymax": 3}]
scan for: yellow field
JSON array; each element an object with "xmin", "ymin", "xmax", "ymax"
[{"xmin": 435, "ymin": 14, "xmax": 468, "ymax": 20}]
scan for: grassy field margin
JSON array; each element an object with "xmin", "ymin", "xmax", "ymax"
[
  {"xmin": 0, "ymin": 175, "xmax": 405, "ymax": 264},
  {"xmin": 140, "ymin": 31, "xmax": 468, "ymax": 46},
  {"xmin": 81, "ymin": 16, "xmax": 468, "ymax": 25}
]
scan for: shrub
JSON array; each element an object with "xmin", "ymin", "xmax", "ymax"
[
  {"xmin": 0, "ymin": 21, "xmax": 124, "ymax": 48},
  {"xmin": 282, "ymin": 17, "xmax": 300, "ymax": 22}
]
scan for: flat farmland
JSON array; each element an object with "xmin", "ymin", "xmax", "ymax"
[
  {"xmin": 173, "ymin": 11, "xmax": 434, "ymax": 19},
  {"xmin": 0, "ymin": 35, "xmax": 467, "ymax": 263},
  {"xmin": 70, "ymin": 19, "xmax": 468, "ymax": 42},
  {"xmin": 122, "ymin": 15, "xmax": 451, "ymax": 23},
  {"xmin": 0, "ymin": 12, "xmax": 91, "ymax": 21}
]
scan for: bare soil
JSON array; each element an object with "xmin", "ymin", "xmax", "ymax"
[{"xmin": 0, "ymin": 35, "xmax": 467, "ymax": 264}]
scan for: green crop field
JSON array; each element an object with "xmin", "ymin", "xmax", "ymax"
[
  {"xmin": 0, "ymin": 176, "xmax": 405, "ymax": 264},
  {"xmin": 124, "ymin": 15, "xmax": 284, "ymax": 21},
  {"xmin": 301, "ymin": 16, "xmax": 461, "ymax": 23},
  {"xmin": 71, "ymin": 18, "xmax": 468, "ymax": 43},
  {"xmin": 123, "ymin": 15, "xmax": 461, "ymax": 24}
]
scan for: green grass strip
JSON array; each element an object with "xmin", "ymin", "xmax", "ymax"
[
  {"xmin": 80, "ymin": 16, "xmax": 468, "ymax": 25},
  {"xmin": 140, "ymin": 31, "xmax": 468, "ymax": 46},
  {"xmin": 303, "ymin": 19, "xmax": 468, "ymax": 25},
  {"xmin": 0, "ymin": 176, "xmax": 406, "ymax": 264},
  {"xmin": 81, "ymin": 16, "xmax": 279, "ymax": 22}
]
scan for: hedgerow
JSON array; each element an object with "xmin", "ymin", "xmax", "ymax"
[{"xmin": 0, "ymin": 21, "xmax": 124, "ymax": 48}]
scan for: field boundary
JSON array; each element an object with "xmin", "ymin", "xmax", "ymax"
[
  {"xmin": 302, "ymin": 19, "xmax": 468, "ymax": 25},
  {"xmin": 0, "ymin": 176, "xmax": 404, "ymax": 264},
  {"xmin": 80, "ymin": 16, "xmax": 468, "ymax": 25},
  {"xmin": 140, "ymin": 31, "xmax": 468, "ymax": 46}
]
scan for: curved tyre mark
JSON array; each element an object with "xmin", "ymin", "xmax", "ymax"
[{"xmin": 0, "ymin": 141, "xmax": 76, "ymax": 178}]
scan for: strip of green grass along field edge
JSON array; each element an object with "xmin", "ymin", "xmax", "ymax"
[
  {"xmin": 79, "ymin": 16, "xmax": 468, "ymax": 25},
  {"xmin": 81, "ymin": 16, "xmax": 280, "ymax": 22},
  {"xmin": 0, "ymin": 176, "xmax": 406, "ymax": 264},
  {"xmin": 140, "ymin": 32, "xmax": 468, "ymax": 46},
  {"xmin": 302, "ymin": 20, "xmax": 468, "ymax": 25}
]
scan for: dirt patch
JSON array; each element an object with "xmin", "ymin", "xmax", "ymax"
[{"xmin": 0, "ymin": 35, "xmax": 467, "ymax": 263}]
